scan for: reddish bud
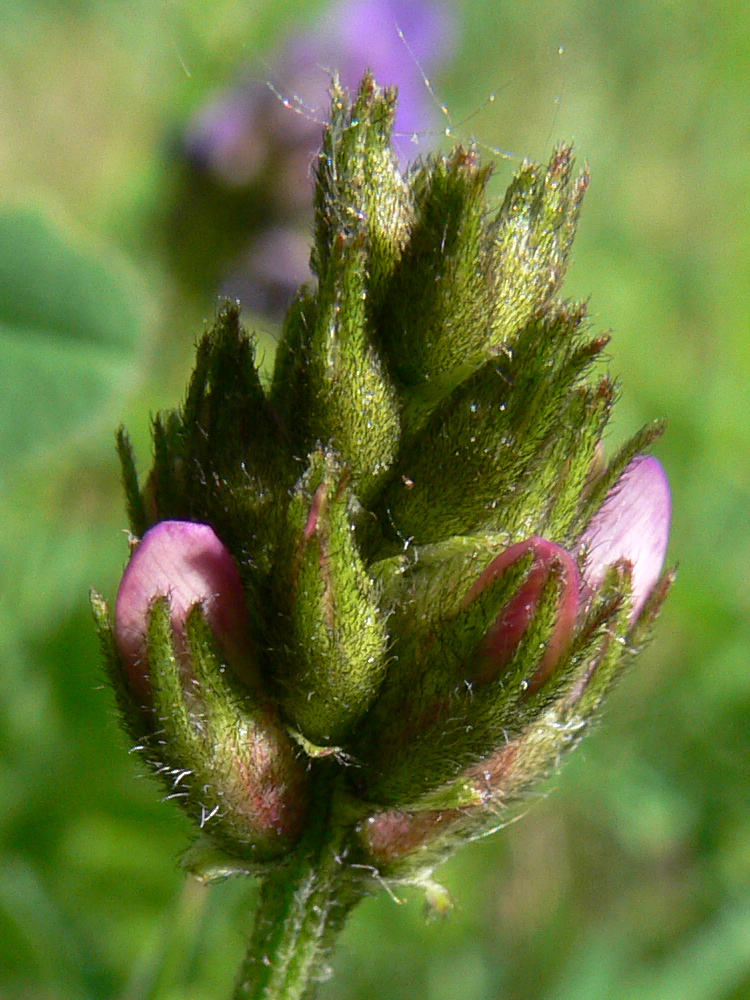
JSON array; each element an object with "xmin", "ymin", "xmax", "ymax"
[
  {"xmin": 114, "ymin": 520, "xmax": 253, "ymax": 701},
  {"xmin": 464, "ymin": 536, "xmax": 580, "ymax": 691}
]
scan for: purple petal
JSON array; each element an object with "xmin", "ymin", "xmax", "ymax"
[
  {"xmin": 581, "ymin": 455, "xmax": 671, "ymax": 622},
  {"xmin": 114, "ymin": 520, "xmax": 252, "ymax": 701}
]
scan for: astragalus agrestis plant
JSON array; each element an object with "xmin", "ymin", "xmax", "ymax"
[{"xmin": 93, "ymin": 75, "xmax": 673, "ymax": 1000}]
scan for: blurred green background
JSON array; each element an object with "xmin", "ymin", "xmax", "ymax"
[{"xmin": 1, "ymin": 1, "xmax": 747, "ymax": 997}]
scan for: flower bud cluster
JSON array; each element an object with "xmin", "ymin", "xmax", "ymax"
[{"xmin": 94, "ymin": 75, "xmax": 672, "ymax": 891}]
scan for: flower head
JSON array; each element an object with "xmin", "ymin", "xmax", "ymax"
[{"xmin": 96, "ymin": 76, "xmax": 673, "ymax": 904}]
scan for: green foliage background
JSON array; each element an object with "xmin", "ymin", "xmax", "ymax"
[{"xmin": 0, "ymin": 1, "xmax": 746, "ymax": 997}]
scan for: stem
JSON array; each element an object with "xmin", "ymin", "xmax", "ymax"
[{"xmin": 233, "ymin": 771, "xmax": 369, "ymax": 1000}]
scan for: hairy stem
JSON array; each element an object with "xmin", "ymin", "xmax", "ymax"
[{"xmin": 233, "ymin": 771, "xmax": 369, "ymax": 1000}]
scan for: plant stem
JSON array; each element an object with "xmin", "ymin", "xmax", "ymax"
[{"xmin": 233, "ymin": 770, "xmax": 369, "ymax": 1000}]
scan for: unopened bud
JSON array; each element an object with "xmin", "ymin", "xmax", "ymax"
[
  {"xmin": 114, "ymin": 519, "xmax": 254, "ymax": 702},
  {"xmin": 355, "ymin": 535, "xmax": 582, "ymax": 806},
  {"xmin": 101, "ymin": 520, "xmax": 309, "ymax": 860},
  {"xmin": 463, "ymin": 536, "xmax": 580, "ymax": 692}
]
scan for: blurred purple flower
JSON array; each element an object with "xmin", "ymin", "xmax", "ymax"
[
  {"xmin": 181, "ymin": 0, "xmax": 457, "ymax": 315},
  {"xmin": 187, "ymin": 0, "xmax": 456, "ymax": 180}
]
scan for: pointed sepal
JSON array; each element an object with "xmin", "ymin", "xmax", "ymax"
[{"xmin": 272, "ymin": 450, "xmax": 390, "ymax": 746}]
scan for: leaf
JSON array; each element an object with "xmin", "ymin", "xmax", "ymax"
[{"xmin": 0, "ymin": 207, "xmax": 145, "ymax": 480}]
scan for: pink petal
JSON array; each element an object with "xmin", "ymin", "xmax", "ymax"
[
  {"xmin": 581, "ymin": 455, "xmax": 671, "ymax": 622},
  {"xmin": 114, "ymin": 520, "xmax": 252, "ymax": 701}
]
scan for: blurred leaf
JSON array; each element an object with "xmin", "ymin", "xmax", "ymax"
[
  {"xmin": 0, "ymin": 856, "xmax": 100, "ymax": 999},
  {"xmin": 0, "ymin": 206, "xmax": 144, "ymax": 480},
  {"xmin": 623, "ymin": 904, "xmax": 750, "ymax": 1000}
]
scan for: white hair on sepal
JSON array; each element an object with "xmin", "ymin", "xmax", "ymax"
[{"xmin": 393, "ymin": 21, "xmax": 521, "ymax": 166}]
